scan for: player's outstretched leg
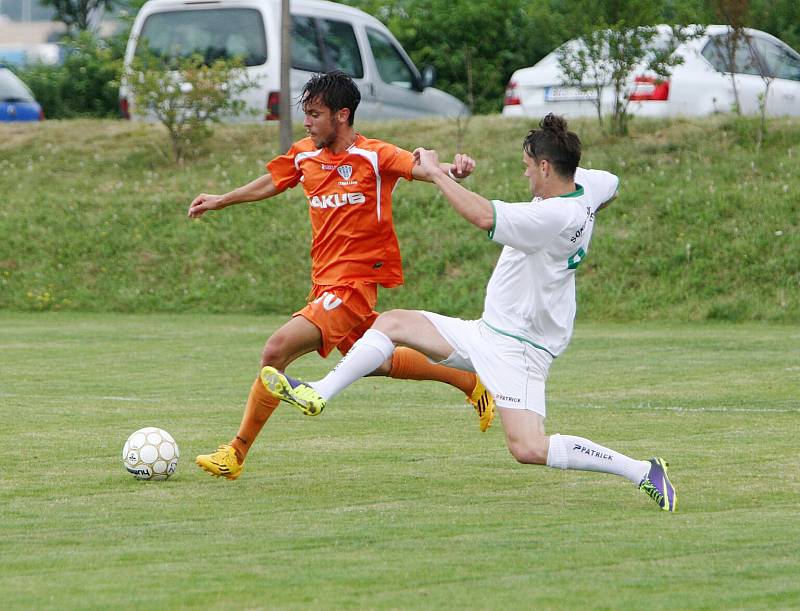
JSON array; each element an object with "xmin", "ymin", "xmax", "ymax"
[
  {"xmin": 467, "ymin": 377, "xmax": 495, "ymax": 432},
  {"xmin": 196, "ymin": 444, "xmax": 243, "ymax": 480},
  {"xmin": 260, "ymin": 366, "xmax": 327, "ymax": 416},
  {"xmin": 638, "ymin": 457, "xmax": 677, "ymax": 511}
]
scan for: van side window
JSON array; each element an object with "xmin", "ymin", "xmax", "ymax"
[
  {"xmin": 366, "ymin": 28, "xmax": 416, "ymax": 89},
  {"xmin": 291, "ymin": 16, "xmax": 325, "ymax": 72},
  {"xmin": 291, "ymin": 16, "xmax": 364, "ymax": 78},
  {"xmin": 318, "ymin": 19, "xmax": 363, "ymax": 78},
  {"xmin": 138, "ymin": 9, "xmax": 267, "ymax": 66}
]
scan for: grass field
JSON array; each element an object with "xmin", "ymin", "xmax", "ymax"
[{"xmin": 1, "ymin": 313, "xmax": 799, "ymax": 609}]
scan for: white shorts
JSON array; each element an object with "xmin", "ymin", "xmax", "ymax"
[{"xmin": 419, "ymin": 311, "xmax": 553, "ymax": 416}]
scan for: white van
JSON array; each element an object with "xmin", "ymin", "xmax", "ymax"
[{"xmin": 120, "ymin": 0, "xmax": 467, "ymax": 121}]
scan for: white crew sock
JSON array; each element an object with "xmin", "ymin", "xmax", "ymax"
[
  {"xmin": 311, "ymin": 329, "xmax": 396, "ymax": 400},
  {"xmin": 546, "ymin": 433, "xmax": 650, "ymax": 485}
]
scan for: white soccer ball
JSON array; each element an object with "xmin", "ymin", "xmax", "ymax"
[{"xmin": 122, "ymin": 427, "xmax": 180, "ymax": 481}]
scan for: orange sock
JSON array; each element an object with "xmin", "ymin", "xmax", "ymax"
[
  {"xmin": 389, "ymin": 347, "xmax": 476, "ymax": 397},
  {"xmin": 230, "ymin": 377, "xmax": 279, "ymax": 463}
]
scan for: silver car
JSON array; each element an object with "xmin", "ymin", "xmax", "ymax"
[{"xmin": 503, "ymin": 25, "xmax": 800, "ymax": 119}]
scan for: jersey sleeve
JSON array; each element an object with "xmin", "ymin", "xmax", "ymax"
[
  {"xmin": 489, "ymin": 199, "xmax": 574, "ymax": 254},
  {"xmin": 575, "ymin": 168, "xmax": 619, "ymax": 212},
  {"xmin": 266, "ymin": 144, "xmax": 303, "ymax": 191},
  {"xmin": 378, "ymin": 144, "xmax": 415, "ymax": 181}
]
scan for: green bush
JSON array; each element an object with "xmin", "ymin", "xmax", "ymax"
[
  {"xmin": 127, "ymin": 52, "xmax": 257, "ymax": 163},
  {"xmin": 17, "ymin": 31, "xmax": 122, "ymax": 119}
]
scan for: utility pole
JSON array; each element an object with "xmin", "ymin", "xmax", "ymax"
[{"xmin": 279, "ymin": 0, "xmax": 292, "ymax": 153}]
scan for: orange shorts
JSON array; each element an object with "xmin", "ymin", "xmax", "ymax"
[{"xmin": 293, "ymin": 282, "xmax": 379, "ymax": 358}]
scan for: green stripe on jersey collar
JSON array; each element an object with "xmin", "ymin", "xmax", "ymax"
[{"xmin": 559, "ymin": 184, "xmax": 584, "ymax": 198}]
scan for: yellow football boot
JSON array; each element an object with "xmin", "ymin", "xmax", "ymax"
[
  {"xmin": 467, "ymin": 377, "xmax": 495, "ymax": 432},
  {"xmin": 260, "ymin": 366, "xmax": 326, "ymax": 416},
  {"xmin": 195, "ymin": 444, "xmax": 243, "ymax": 480}
]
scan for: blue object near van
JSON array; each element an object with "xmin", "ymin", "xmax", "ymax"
[{"xmin": 0, "ymin": 66, "xmax": 44, "ymax": 122}]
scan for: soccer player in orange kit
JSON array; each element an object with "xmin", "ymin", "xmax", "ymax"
[{"xmin": 188, "ymin": 71, "xmax": 494, "ymax": 480}]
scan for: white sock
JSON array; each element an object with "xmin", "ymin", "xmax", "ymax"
[
  {"xmin": 311, "ymin": 329, "xmax": 396, "ymax": 400},
  {"xmin": 546, "ymin": 433, "xmax": 650, "ymax": 485}
]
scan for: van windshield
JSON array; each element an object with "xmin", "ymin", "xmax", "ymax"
[{"xmin": 138, "ymin": 9, "xmax": 267, "ymax": 67}]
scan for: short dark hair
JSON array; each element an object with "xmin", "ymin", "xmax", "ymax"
[
  {"xmin": 301, "ymin": 71, "xmax": 361, "ymax": 125},
  {"xmin": 523, "ymin": 113, "xmax": 581, "ymax": 178}
]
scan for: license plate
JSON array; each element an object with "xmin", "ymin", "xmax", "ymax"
[{"xmin": 544, "ymin": 86, "xmax": 597, "ymax": 102}]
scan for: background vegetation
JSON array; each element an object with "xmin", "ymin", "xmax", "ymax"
[
  {"xmin": 16, "ymin": 30, "xmax": 124, "ymax": 119},
  {"xmin": 1, "ymin": 115, "xmax": 798, "ymax": 321}
]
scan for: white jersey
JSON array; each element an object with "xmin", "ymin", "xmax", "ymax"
[{"xmin": 482, "ymin": 167, "xmax": 619, "ymax": 357}]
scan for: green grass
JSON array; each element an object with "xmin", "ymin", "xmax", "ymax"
[
  {"xmin": 2, "ymin": 313, "xmax": 798, "ymax": 608},
  {"xmin": 0, "ymin": 115, "xmax": 798, "ymax": 321}
]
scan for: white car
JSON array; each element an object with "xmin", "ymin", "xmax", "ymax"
[{"xmin": 503, "ymin": 25, "xmax": 800, "ymax": 119}]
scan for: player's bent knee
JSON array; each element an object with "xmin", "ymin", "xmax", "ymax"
[
  {"xmin": 260, "ymin": 337, "xmax": 291, "ymax": 369},
  {"xmin": 373, "ymin": 309, "xmax": 410, "ymax": 340}
]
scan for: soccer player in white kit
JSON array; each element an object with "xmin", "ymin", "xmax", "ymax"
[{"xmin": 261, "ymin": 114, "xmax": 677, "ymax": 511}]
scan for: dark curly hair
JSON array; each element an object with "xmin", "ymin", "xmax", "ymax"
[
  {"xmin": 301, "ymin": 71, "xmax": 361, "ymax": 125},
  {"xmin": 523, "ymin": 113, "xmax": 581, "ymax": 178}
]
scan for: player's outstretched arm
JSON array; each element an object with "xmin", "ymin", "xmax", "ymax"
[
  {"xmin": 413, "ymin": 148, "xmax": 493, "ymax": 231},
  {"xmin": 188, "ymin": 173, "xmax": 283, "ymax": 218}
]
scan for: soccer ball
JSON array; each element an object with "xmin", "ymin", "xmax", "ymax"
[{"xmin": 122, "ymin": 427, "xmax": 179, "ymax": 480}]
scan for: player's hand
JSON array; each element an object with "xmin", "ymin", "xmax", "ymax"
[
  {"xmin": 450, "ymin": 153, "xmax": 476, "ymax": 179},
  {"xmin": 412, "ymin": 147, "xmax": 442, "ymax": 180},
  {"xmin": 188, "ymin": 194, "xmax": 225, "ymax": 218}
]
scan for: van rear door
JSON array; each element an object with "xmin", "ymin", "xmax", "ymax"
[{"xmin": 133, "ymin": 4, "xmax": 271, "ymax": 120}]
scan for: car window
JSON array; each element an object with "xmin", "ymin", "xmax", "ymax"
[
  {"xmin": 0, "ymin": 69, "xmax": 35, "ymax": 102},
  {"xmin": 750, "ymin": 36, "xmax": 800, "ymax": 81},
  {"xmin": 366, "ymin": 28, "xmax": 415, "ymax": 89},
  {"xmin": 291, "ymin": 15, "xmax": 325, "ymax": 72},
  {"xmin": 318, "ymin": 19, "xmax": 363, "ymax": 78},
  {"xmin": 291, "ymin": 17, "xmax": 363, "ymax": 78},
  {"xmin": 138, "ymin": 9, "xmax": 267, "ymax": 67},
  {"xmin": 702, "ymin": 34, "xmax": 762, "ymax": 76}
]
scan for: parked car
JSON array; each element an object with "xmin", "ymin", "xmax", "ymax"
[
  {"xmin": 120, "ymin": 0, "xmax": 467, "ymax": 122},
  {"xmin": 0, "ymin": 66, "xmax": 44, "ymax": 122},
  {"xmin": 503, "ymin": 25, "xmax": 800, "ymax": 119}
]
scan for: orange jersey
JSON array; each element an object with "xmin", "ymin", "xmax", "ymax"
[{"xmin": 267, "ymin": 134, "xmax": 414, "ymax": 288}]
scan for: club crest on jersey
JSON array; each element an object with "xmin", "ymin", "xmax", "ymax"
[{"xmin": 337, "ymin": 165, "xmax": 353, "ymax": 180}]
